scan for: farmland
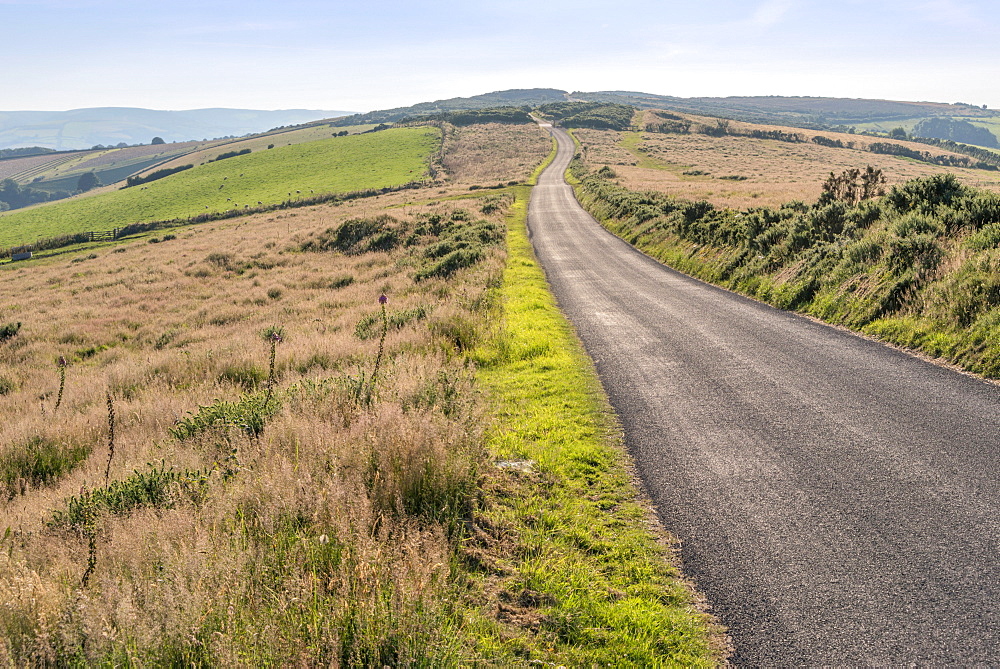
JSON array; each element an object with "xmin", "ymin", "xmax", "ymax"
[
  {"xmin": 573, "ymin": 111, "xmax": 1000, "ymax": 210},
  {"xmin": 0, "ymin": 120, "xmax": 718, "ymax": 664},
  {"xmin": 0, "ymin": 127, "xmax": 439, "ymax": 248}
]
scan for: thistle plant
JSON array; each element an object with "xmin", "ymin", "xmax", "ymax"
[
  {"xmin": 261, "ymin": 325, "xmax": 285, "ymax": 406},
  {"xmin": 369, "ymin": 294, "xmax": 389, "ymax": 399},
  {"xmin": 54, "ymin": 355, "xmax": 68, "ymax": 412},
  {"xmin": 104, "ymin": 391, "xmax": 116, "ymax": 484}
]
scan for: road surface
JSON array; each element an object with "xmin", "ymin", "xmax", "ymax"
[{"xmin": 527, "ymin": 124, "xmax": 1000, "ymax": 665}]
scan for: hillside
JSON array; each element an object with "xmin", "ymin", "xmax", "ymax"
[
  {"xmin": 569, "ymin": 117, "xmax": 1000, "ymax": 381},
  {"xmin": 0, "ymin": 118, "xmax": 719, "ymax": 664},
  {"xmin": 0, "ymin": 107, "xmax": 350, "ymax": 151},
  {"xmin": 572, "ymin": 110, "xmax": 1000, "ymax": 210},
  {"xmin": 0, "ymin": 127, "xmax": 438, "ymax": 249},
  {"xmin": 331, "ymin": 88, "xmax": 569, "ymax": 127},
  {"xmin": 573, "ymin": 91, "xmax": 999, "ymax": 128}
]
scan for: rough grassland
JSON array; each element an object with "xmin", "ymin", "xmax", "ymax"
[
  {"xmin": 576, "ymin": 121, "xmax": 1000, "ymax": 210},
  {"xmin": 0, "ymin": 123, "xmax": 720, "ymax": 664},
  {"xmin": 0, "ymin": 127, "xmax": 438, "ymax": 247}
]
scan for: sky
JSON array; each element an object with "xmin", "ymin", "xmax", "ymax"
[{"xmin": 1, "ymin": 0, "xmax": 998, "ymax": 113}]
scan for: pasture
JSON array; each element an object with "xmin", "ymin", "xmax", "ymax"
[{"xmin": 0, "ymin": 127, "xmax": 439, "ymax": 248}]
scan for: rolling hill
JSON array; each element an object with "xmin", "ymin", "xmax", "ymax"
[
  {"xmin": 0, "ymin": 126, "xmax": 437, "ymax": 248},
  {"xmin": 0, "ymin": 107, "xmax": 351, "ymax": 151}
]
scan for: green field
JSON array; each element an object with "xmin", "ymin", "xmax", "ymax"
[{"xmin": 0, "ymin": 127, "xmax": 438, "ymax": 248}]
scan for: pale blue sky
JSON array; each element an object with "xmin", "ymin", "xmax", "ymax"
[{"xmin": 1, "ymin": 0, "xmax": 998, "ymax": 111}]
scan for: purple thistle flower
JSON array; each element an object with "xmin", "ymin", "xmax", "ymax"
[{"xmin": 379, "ymin": 294, "xmax": 388, "ymax": 305}]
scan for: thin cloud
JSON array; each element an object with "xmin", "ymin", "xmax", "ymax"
[
  {"xmin": 749, "ymin": 0, "xmax": 796, "ymax": 27},
  {"xmin": 913, "ymin": 0, "xmax": 977, "ymax": 27}
]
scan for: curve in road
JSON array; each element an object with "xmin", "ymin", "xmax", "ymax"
[{"xmin": 527, "ymin": 123, "xmax": 1000, "ymax": 665}]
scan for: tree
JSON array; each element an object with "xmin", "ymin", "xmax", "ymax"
[
  {"xmin": 77, "ymin": 171, "xmax": 101, "ymax": 192},
  {"xmin": 889, "ymin": 127, "xmax": 908, "ymax": 140},
  {"xmin": 151, "ymin": 136, "xmax": 165, "ymax": 145}
]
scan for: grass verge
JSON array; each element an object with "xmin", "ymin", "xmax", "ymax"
[{"xmin": 468, "ymin": 176, "xmax": 722, "ymax": 663}]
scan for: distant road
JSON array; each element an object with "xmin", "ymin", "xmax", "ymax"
[{"xmin": 528, "ymin": 123, "xmax": 1000, "ymax": 665}]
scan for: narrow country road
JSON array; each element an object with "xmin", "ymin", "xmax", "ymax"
[{"xmin": 527, "ymin": 124, "xmax": 1000, "ymax": 665}]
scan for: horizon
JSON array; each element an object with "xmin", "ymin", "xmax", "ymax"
[
  {"xmin": 1, "ymin": 1, "xmax": 998, "ymax": 112},
  {"xmin": 0, "ymin": 88, "xmax": 992, "ymax": 117}
]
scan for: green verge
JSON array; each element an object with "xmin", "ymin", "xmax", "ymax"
[{"xmin": 467, "ymin": 173, "xmax": 719, "ymax": 662}]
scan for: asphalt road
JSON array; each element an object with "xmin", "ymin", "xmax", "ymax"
[{"xmin": 527, "ymin": 124, "xmax": 1000, "ymax": 665}]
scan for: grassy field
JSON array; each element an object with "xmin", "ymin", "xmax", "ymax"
[
  {"xmin": 575, "ymin": 112, "xmax": 1000, "ymax": 210},
  {"xmin": 0, "ymin": 121, "xmax": 721, "ymax": 664},
  {"xmin": 0, "ymin": 127, "xmax": 439, "ymax": 248},
  {"xmin": 146, "ymin": 124, "xmax": 376, "ymax": 175}
]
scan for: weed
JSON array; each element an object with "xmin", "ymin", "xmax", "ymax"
[
  {"xmin": 355, "ymin": 305, "xmax": 431, "ymax": 340},
  {"xmin": 154, "ymin": 329, "xmax": 178, "ymax": 350},
  {"xmin": 104, "ymin": 391, "xmax": 116, "ymax": 483},
  {"xmin": 0, "ymin": 375, "xmax": 15, "ymax": 395},
  {"xmin": 51, "ymin": 463, "xmax": 211, "ymax": 531},
  {"xmin": 0, "ymin": 436, "xmax": 90, "ymax": 498},
  {"xmin": 170, "ymin": 392, "xmax": 278, "ymax": 441},
  {"xmin": 54, "ymin": 355, "xmax": 67, "ymax": 412},
  {"xmin": 369, "ymin": 295, "xmax": 389, "ymax": 397},
  {"xmin": 260, "ymin": 325, "xmax": 285, "ymax": 406}
]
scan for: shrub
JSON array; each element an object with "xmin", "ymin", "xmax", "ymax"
[
  {"xmin": 415, "ymin": 248, "xmax": 483, "ymax": 281},
  {"xmin": 0, "ymin": 321, "xmax": 22, "ymax": 342},
  {"xmin": 300, "ymin": 215, "xmax": 404, "ymax": 255}
]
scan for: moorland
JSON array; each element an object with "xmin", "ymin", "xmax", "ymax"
[
  {"xmin": 0, "ymin": 113, "xmax": 719, "ymax": 664},
  {"xmin": 5, "ymin": 86, "xmax": 1000, "ymax": 664}
]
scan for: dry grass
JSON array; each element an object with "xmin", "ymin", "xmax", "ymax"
[
  {"xmin": 0, "ymin": 172, "xmax": 509, "ymax": 662},
  {"xmin": 576, "ymin": 112, "xmax": 1000, "ymax": 210},
  {"xmin": 441, "ymin": 122, "xmax": 551, "ymax": 186}
]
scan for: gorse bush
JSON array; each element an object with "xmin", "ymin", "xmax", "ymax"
[
  {"xmin": 575, "ymin": 160, "xmax": 1000, "ymax": 376},
  {"xmin": 0, "ymin": 321, "xmax": 21, "ymax": 342}
]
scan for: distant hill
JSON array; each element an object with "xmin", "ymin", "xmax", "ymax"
[
  {"xmin": 331, "ymin": 88, "xmax": 569, "ymax": 126},
  {"xmin": 0, "ymin": 108, "xmax": 352, "ymax": 151},
  {"xmin": 571, "ymin": 91, "xmax": 999, "ymax": 128}
]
